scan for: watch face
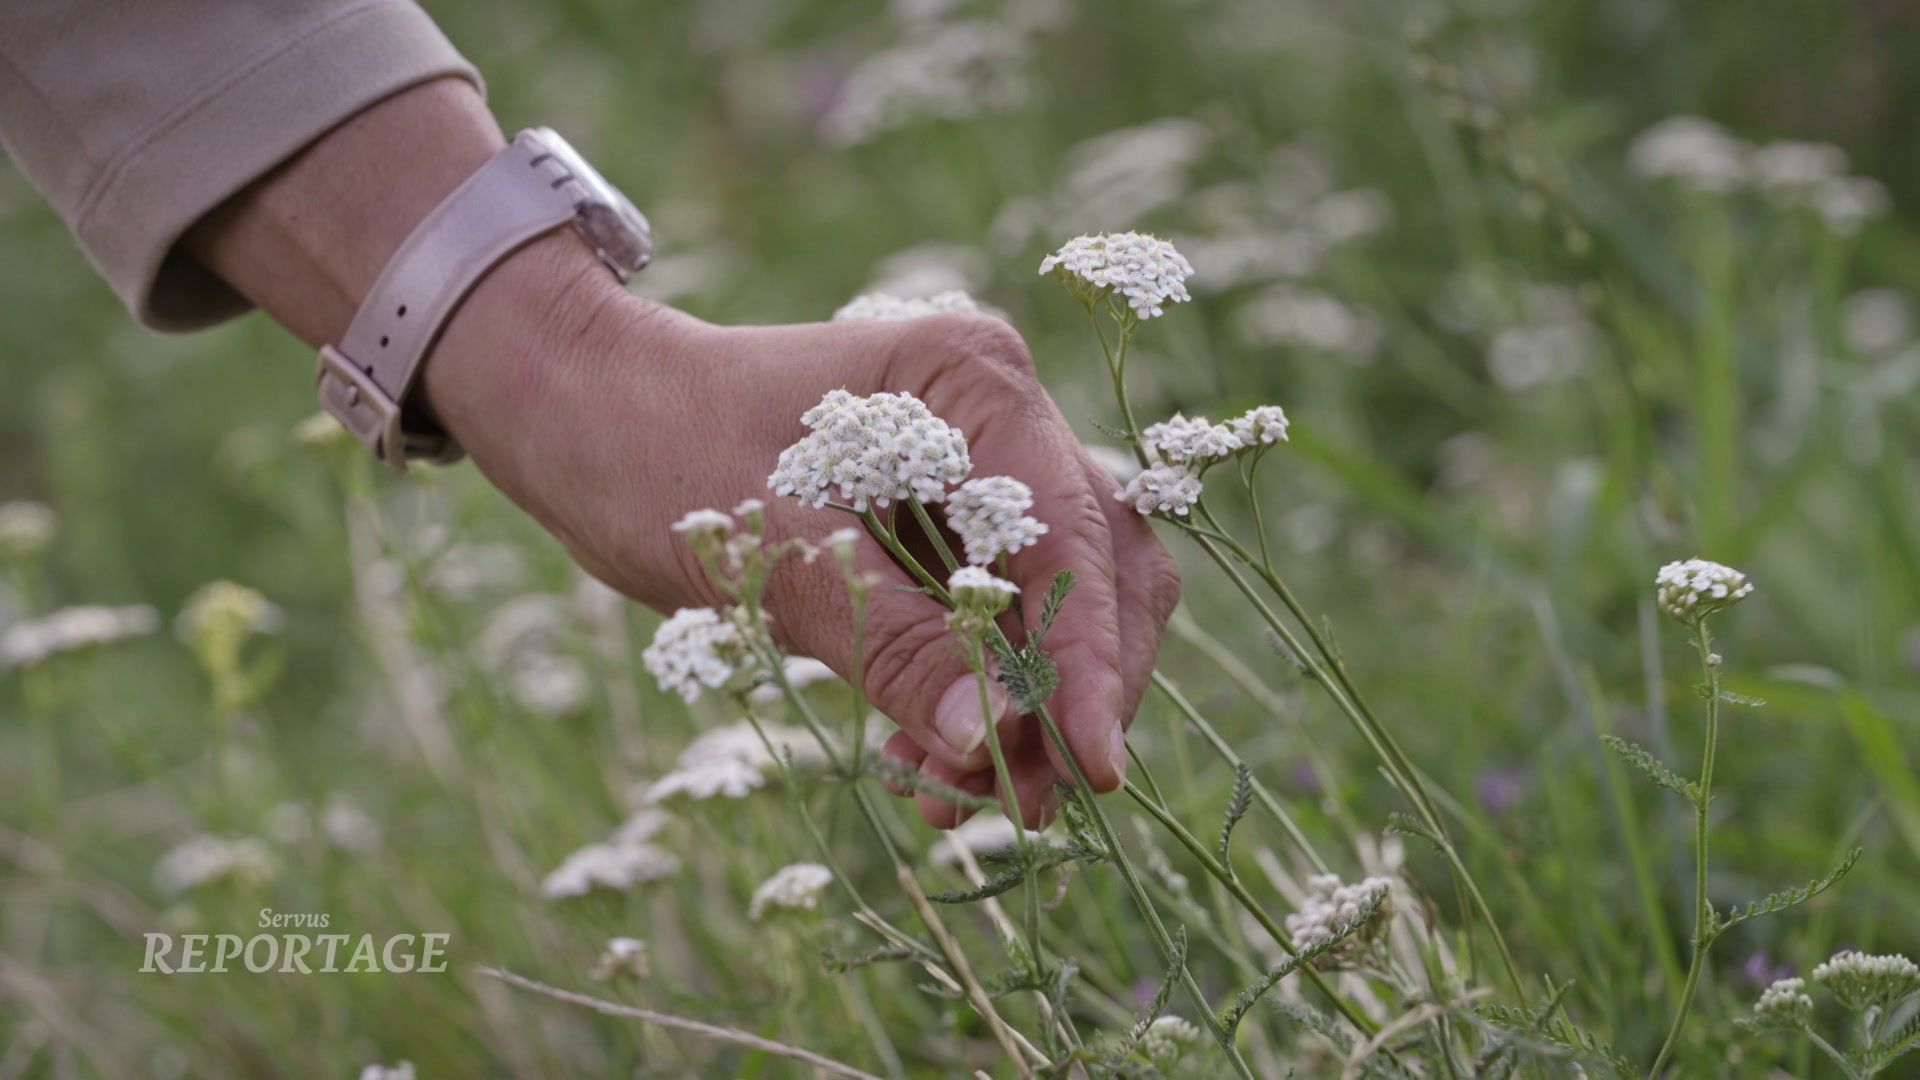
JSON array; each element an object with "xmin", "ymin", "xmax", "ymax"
[{"xmin": 531, "ymin": 127, "xmax": 653, "ymax": 278}]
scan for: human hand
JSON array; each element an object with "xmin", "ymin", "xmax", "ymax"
[{"xmin": 425, "ymin": 239, "xmax": 1181, "ymax": 829}]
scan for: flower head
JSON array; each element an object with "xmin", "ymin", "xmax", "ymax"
[
  {"xmin": 642, "ymin": 607, "xmax": 750, "ymax": 703},
  {"xmin": 1143, "ymin": 414, "xmax": 1241, "ymax": 465},
  {"xmin": 1040, "ymin": 232, "xmax": 1194, "ymax": 319},
  {"xmin": 644, "ymin": 719, "xmax": 832, "ymax": 804},
  {"xmin": 949, "ymin": 566, "xmax": 1019, "ymax": 616},
  {"xmin": 1140, "ymin": 1015, "xmax": 1205, "ymax": 1068},
  {"xmin": 0, "ymin": 604, "xmax": 160, "ymax": 672},
  {"xmin": 176, "ymin": 580, "xmax": 281, "ymax": 652},
  {"xmin": 540, "ymin": 840, "xmax": 681, "ymax": 899},
  {"xmin": 0, "ymin": 500, "xmax": 56, "ymax": 561},
  {"xmin": 946, "ymin": 476, "xmax": 1048, "ymax": 565},
  {"xmin": 1655, "ymin": 559, "xmax": 1754, "ymax": 623},
  {"xmin": 1746, "ymin": 977, "xmax": 1813, "ymax": 1030},
  {"xmin": 590, "ymin": 936, "xmax": 651, "ymax": 981},
  {"xmin": 671, "ymin": 508, "xmax": 734, "ymax": 542},
  {"xmin": 749, "ymin": 861, "xmax": 835, "ymax": 919},
  {"xmin": 1627, "ymin": 116, "xmax": 1750, "ymax": 192},
  {"xmin": 153, "ymin": 835, "xmax": 279, "ymax": 894},
  {"xmin": 832, "ymin": 290, "xmax": 981, "ymax": 321},
  {"xmin": 1283, "ymin": 874, "xmax": 1394, "ymax": 969},
  {"xmin": 929, "ymin": 812, "xmax": 1046, "ymax": 867},
  {"xmin": 1117, "ymin": 463, "xmax": 1204, "ymax": 517},
  {"xmin": 768, "ymin": 390, "xmax": 971, "ymax": 511},
  {"xmin": 1812, "ymin": 951, "xmax": 1920, "ymax": 1013},
  {"xmin": 1230, "ymin": 405, "xmax": 1291, "ymax": 446}
]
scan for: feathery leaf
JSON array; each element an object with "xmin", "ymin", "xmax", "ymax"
[
  {"xmin": 1601, "ymin": 735, "xmax": 1702, "ymax": 804},
  {"xmin": 1218, "ymin": 764, "xmax": 1253, "ymax": 869},
  {"xmin": 1711, "ymin": 846, "xmax": 1861, "ymax": 937}
]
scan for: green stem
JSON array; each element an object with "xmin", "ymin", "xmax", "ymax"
[
  {"xmin": 1648, "ymin": 620, "xmax": 1721, "ymax": 1079},
  {"xmin": 1122, "ymin": 780, "xmax": 1384, "ymax": 1038},
  {"xmin": 1804, "ymin": 1029, "xmax": 1865, "ymax": 1080}
]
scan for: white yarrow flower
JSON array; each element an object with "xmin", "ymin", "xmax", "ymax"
[
  {"xmin": 175, "ymin": 580, "xmax": 282, "ymax": 644},
  {"xmin": 1654, "ymin": 559, "xmax": 1754, "ymax": 623},
  {"xmin": 1230, "ymin": 404, "xmax": 1291, "ymax": 446},
  {"xmin": 946, "ymin": 476, "xmax": 1048, "ymax": 565},
  {"xmin": 1140, "ymin": 1015, "xmax": 1205, "ymax": 1066},
  {"xmin": 153, "ymin": 835, "xmax": 279, "ymax": 894},
  {"xmin": 1040, "ymin": 232, "xmax": 1195, "ymax": 319},
  {"xmin": 0, "ymin": 500, "xmax": 56, "ymax": 561},
  {"xmin": 671, "ymin": 508, "xmax": 734, "ymax": 540},
  {"xmin": 1143, "ymin": 414, "xmax": 1242, "ymax": 465},
  {"xmin": 1117, "ymin": 463, "xmax": 1204, "ymax": 517},
  {"xmin": 591, "ymin": 936, "xmax": 652, "ymax": 981},
  {"xmin": 1812, "ymin": 951, "xmax": 1920, "ymax": 1012},
  {"xmin": 949, "ymin": 566, "xmax": 1019, "ymax": 613},
  {"xmin": 1283, "ymin": 874, "xmax": 1394, "ymax": 968},
  {"xmin": 642, "ymin": 608, "xmax": 748, "ymax": 703},
  {"xmin": 832, "ymin": 290, "xmax": 981, "ymax": 321},
  {"xmin": 1, "ymin": 604, "xmax": 160, "ymax": 672},
  {"xmin": 749, "ymin": 862, "xmax": 835, "ymax": 919},
  {"xmin": 1627, "ymin": 115, "xmax": 1750, "ymax": 192},
  {"xmin": 929, "ymin": 813, "xmax": 1046, "ymax": 867},
  {"xmin": 540, "ymin": 840, "xmax": 681, "ymax": 899},
  {"xmin": 359, "ymin": 1062, "xmax": 415, "ymax": 1080},
  {"xmin": 1748, "ymin": 977, "xmax": 1813, "ymax": 1029},
  {"xmin": 768, "ymin": 390, "xmax": 972, "ymax": 511},
  {"xmin": 644, "ymin": 720, "xmax": 833, "ymax": 804}
]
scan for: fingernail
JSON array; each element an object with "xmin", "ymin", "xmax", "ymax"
[
  {"xmin": 934, "ymin": 676, "xmax": 1002, "ymax": 758},
  {"xmin": 1105, "ymin": 724, "xmax": 1130, "ymax": 783}
]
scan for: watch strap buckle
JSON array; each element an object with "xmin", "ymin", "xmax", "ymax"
[{"xmin": 316, "ymin": 345, "xmax": 409, "ymax": 472}]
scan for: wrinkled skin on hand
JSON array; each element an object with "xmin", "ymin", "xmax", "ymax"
[{"xmin": 429, "ymin": 257, "xmax": 1180, "ymax": 829}]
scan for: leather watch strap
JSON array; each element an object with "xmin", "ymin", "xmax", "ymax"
[{"xmin": 317, "ymin": 130, "xmax": 592, "ymax": 471}]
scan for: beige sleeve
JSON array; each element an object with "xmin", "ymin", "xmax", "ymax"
[{"xmin": 0, "ymin": 0, "xmax": 481, "ymax": 331}]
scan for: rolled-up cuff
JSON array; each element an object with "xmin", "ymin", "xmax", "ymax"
[{"xmin": 71, "ymin": 1, "xmax": 481, "ymax": 331}]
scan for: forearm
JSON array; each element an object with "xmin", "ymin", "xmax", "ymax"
[{"xmin": 181, "ymin": 78, "xmax": 703, "ymax": 550}]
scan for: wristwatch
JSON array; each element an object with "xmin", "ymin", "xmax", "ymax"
[{"xmin": 315, "ymin": 127, "xmax": 652, "ymax": 471}]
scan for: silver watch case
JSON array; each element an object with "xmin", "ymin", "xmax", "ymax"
[{"xmin": 527, "ymin": 127, "xmax": 653, "ymax": 281}]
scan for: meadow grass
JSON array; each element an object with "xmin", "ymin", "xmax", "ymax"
[{"xmin": 2, "ymin": 0, "xmax": 1918, "ymax": 1075}]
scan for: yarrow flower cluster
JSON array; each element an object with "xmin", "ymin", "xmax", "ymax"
[
  {"xmin": 1142, "ymin": 414, "xmax": 1241, "ymax": 465},
  {"xmin": 0, "ymin": 500, "xmax": 56, "ymax": 561},
  {"xmin": 642, "ymin": 608, "xmax": 751, "ymax": 703},
  {"xmin": 590, "ymin": 936, "xmax": 651, "ymax": 981},
  {"xmin": 1040, "ymin": 232, "xmax": 1195, "ymax": 319},
  {"xmin": 540, "ymin": 839, "xmax": 681, "ymax": 900},
  {"xmin": 1116, "ymin": 405, "xmax": 1290, "ymax": 518},
  {"xmin": 1811, "ymin": 950, "xmax": 1920, "ymax": 1013},
  {"xmin": 1283, "ymin": 873, "xmax": 1394, "ymax": 969},
  {"xmin": 832, "ymin": 290, "xmax": 980, "ymax": 321},
  {"xmin": 1746, "ymin": 977, "xmax": 1814, "ymax": 1029},
  {"xmin": 948, "ymin": 565, "xmax": 1019, "ymax": 616},
  {"xmin": 1116, "ymin": 463, "xmax": 1205, "ymax": 518},
  {"xmin": 928, "ymin": 812, "xmax": 1047, "ymax": 868},
  {"xmin": 0, "ymin": 604, "xmax": 160, "ymax": 672},
  {"xmin": 768, "ymin": 390, "xmax": 972, "ymax": 511},
  {"xmin": 748, "ymin": 861, "xmax": 835, "ymax": 919},
  {"xmin": 644, "ymin": 719, "xmax": 833, "ymax": 805},
  {"xmin": 1655, "ymin": 558, "xmax": 1755, "ymax": 623},
  {"xmin": 153, "ymin": 834, "xmax": 279, "ymax": 894},
  {"xmin": 1139, "ymin": 1015, "xmax": 1205, "ymax": 1068},
  {"xmin": 945, "ymin": 476, "xmax": 1048, "ymax": 565}
]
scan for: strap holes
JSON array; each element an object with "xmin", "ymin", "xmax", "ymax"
[
  {"xmin": 396, "ymin": 305, "xmax": 407, "ymax": 318},
  {"xmin": 379, "ymin": 335, "xmax": 390, "ymax": 347}
]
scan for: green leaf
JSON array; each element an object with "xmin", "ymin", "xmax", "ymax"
[
  {"xmin": 1477, "ymin": 1003, "xmax": 1637, "ymax": 1079},
  {"xmin": 1030, "ymin": 570, "xmax": 1074, "ymax": 650},
  {"xmin": 821, "ymin": 941, "xmax": 919, "ymax": 973},
  {"xmin": 1111, "ymin": 927, "xmax": 1188, "ymax": 1064},
  {"xmin": 924, "ymin": 843, "xmax": 1104, "ymax": 903},
  {"xmin": 1218, "ymin": 890, "xmax": 1387, "ymax": 1035},
  {"xmin": 1218, "ymin": 764, "xmax": 1252, "ymax": 869},
  {"xmin": 1866, "ymin": 1008, "xmax": 1920, "ymax": 1072},
  {"xmin": 1601, "ymin": 735, "xmax": 1702, "ymax": 804},
  {"xmin": 1710, "ymin": 846, "xmax": 1861, "ymax": 937}
]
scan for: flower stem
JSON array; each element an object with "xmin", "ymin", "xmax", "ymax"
[{"xmin": 1647, "ymin": 620, "xmax": 1722, "ymax": 1079}]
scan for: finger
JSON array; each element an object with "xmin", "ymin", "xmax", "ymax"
[
  {"xmin": 915, "ymin": 756, "xmax": 995, "ymax": 829},
  {"xmin": 879, "ymin": 730, "xmax": 927, "ymax": 797},
  {"xmin": 995, "ymin": 719, "xmax": 1063, "ymax": 830},
  {"xmin": 767, "ymin": 527, "xmax": 1007, "ymax": 772},
  {"xmin": 1081, "ymin": 453, "xmax": 1181, "ymax": 725},
  {"xmin": 901, "ymin": 321, "xmax": 1127, "ymax": 794}
]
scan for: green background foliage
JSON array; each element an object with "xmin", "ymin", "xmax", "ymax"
[{"xmin": 2, "ymin": 0, "xmax": 1917, "ymax": 1075}]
